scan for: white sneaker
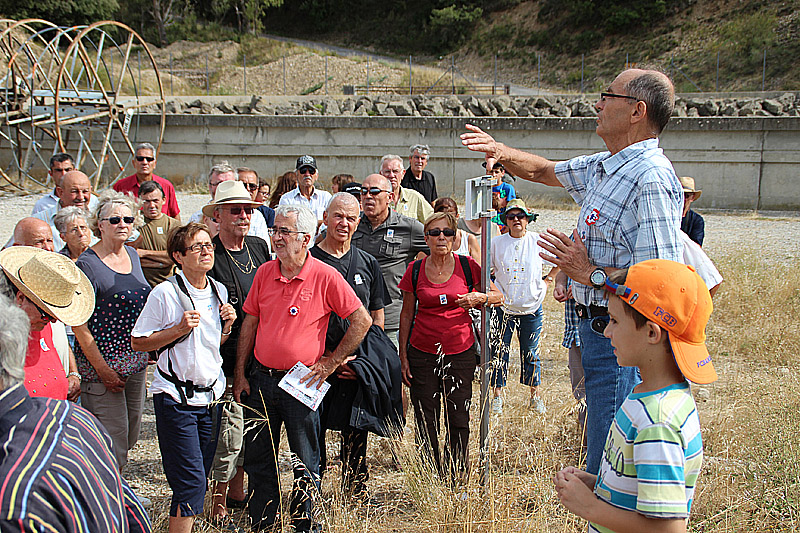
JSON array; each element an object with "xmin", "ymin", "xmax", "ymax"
[
  {"xmin": 530, "ymin": 396, "xmax": 546, "ymax": 414},
  {"xmin": 491, "ymin": 396, "xmax": 503, "ymax": 414}
]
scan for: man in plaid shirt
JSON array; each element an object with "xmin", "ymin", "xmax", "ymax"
[{"xmin": 461, "ymin": 68, "xmax": 683, "ymax": 474}]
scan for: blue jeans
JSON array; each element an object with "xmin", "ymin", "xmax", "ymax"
[
  {"xmin": 578, "ymin": 316, "xmax": 640, "ymax": 475},
  {"xmin": 490, "ymin": 307, "xmax": 543, "ymax": 388},
  {"xmin": 244, "ymin": 369, "xmax": 320, "ymax": 531}
]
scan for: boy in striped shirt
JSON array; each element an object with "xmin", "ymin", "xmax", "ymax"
[{"xmin": 554, "ymin": 259, "xmax": 717, "ymax": 533}]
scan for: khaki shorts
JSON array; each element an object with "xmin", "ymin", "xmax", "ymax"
[{"xmin": 210, "ymin": 387, "xmax": 244, "ymax": 483}]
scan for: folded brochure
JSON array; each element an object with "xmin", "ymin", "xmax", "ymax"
[{"xmin": 278, "ymin": 361, "xmax": 330, "ymax": 411}]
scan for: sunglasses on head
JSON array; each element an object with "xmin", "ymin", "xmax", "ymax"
[
  {"xmin": 135, "ymin": 156, "xmax": 155, "ymax": 162},
  {"xmin": 425, "ymin": 228, "xmax": 456, "ymax": 237},
  {"xmin": 226, "ymin": 206, "xmax": 254, "ymax": 215},
  {"xmin": 102, "ymin": 216, "xmax": 135, "ymax": 225},
  {"xmin": 505, "ymin": 212, "xmax": 528, "ymax": 221}
]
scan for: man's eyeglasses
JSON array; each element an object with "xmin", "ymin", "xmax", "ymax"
[
  {"xmin": 361, "ymin": 187, "xmax": 389, "ymax": 197},
  {"xmin": 425, "ymin": 228, "xmax": 456, "ymax": 237},
  {"xmin": 268, "ymin": 227, "xmax": 307, "ymax": 237},
  {"xmin": 298, "ymin": 166, "xmax": 316, "ymax": 175},
  {"xmin": 186, "ymin": 242, "xmax": 215, "ymax": 253},
  {"xmin": 243, "ymin": 183, "xmax": 259, "ymax": 191},
  {"xmin": 102, "ymin": 216, "xmax": 135, "ymax": 225},
  {"xmin": 600, "ymin": 92, "xmax": 642, "ymax": 103},
  {"xmin": 135, "ymin": 155, "xmax": 155, "ymax": 162},
  {"xmin": 225, "ymin": 206, "xmax": 254, "ymax": 215},
  {"xmin": 504, "ymin": 212, "xmax": 528, "ymax": 221}
]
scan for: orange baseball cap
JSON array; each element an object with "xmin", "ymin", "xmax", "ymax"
[{"xmin": 604, "ymin": 259, "xmax": 717, "ymax": 384}]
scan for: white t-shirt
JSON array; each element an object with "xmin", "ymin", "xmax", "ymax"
[
  {"xmin": 490, "ymin": 231, "xmax": 553, "ymax": 315},
  {"xmin": 132, "ymin": 271, "xmax": 228, "ymax": 405}
]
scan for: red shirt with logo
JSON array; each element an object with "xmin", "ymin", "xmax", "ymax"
[{"xmin": 25, "ymin": 323, "xmax": 68, "ymax": 400}]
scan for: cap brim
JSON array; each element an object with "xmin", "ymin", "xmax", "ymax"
[
  {"xmin": 669, "ymin": 332, "xmax": 717, "ymax": 384},
  {"xmin": 0, "ymin": 247, "xmax": 95, "ymax": 327}
]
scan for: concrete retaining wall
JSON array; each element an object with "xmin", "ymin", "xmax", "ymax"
[{"xmin": 115, "ymin": 115, "xmax": 800, "ymax": 211}]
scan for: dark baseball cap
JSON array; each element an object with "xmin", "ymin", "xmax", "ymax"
[
  {"xmin": 296, "ymin": 155, "xmax": 317, "ymax": 171},
  {"xmin": 343, "ymin": 182, "xmax": 362, "ymax": 197}
]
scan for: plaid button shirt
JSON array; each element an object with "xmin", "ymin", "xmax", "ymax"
[
  {"xmin": 563, "ymin": 295, "xmax": 581, "ymax": 348},
  {"xmin": 555, "ymin": 138, "xmax": 683, "ymax": 307}
]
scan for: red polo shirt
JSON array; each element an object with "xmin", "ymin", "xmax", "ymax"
[
  {"xmin": 112, "ymin": 174, "xmax": 180, "ymax": 218},
  {"xmin": 242, "ymin": 254, "xmax": 362, "ymax": 370}
]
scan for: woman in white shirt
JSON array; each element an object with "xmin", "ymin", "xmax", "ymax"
[{"xmin": 132, "ymin": 222, "xmax": 236, "ymax": 533}]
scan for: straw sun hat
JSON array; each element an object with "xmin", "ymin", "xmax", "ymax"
[
  {"xmin": 0, "ymin": 246, "xmax": 94, "ymax": 327},
  {"xmin": 202, "ymin": 180, "xmax": 261, "ymax": 218}
]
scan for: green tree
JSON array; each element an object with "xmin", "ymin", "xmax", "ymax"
[
  {"xmin": 212, "ymin": 0, "xmax": 284, "ymax": 34},
  {"xmin": 0, "ymin": 0, "xmax": 119, "ymax": 26}
]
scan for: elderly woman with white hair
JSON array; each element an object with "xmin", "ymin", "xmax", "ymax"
[
  {"xmin": 73, "ymin": 191, "xmax": 152, "ymax": 471},
  {"xmin": 53, "ymin": 205, "xmax": 93, "ymax": 261}
]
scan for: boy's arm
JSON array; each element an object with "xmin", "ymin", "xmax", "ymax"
[{"xmin": 554, "ymin": 470, "xmax": 686, "ymax": 533}]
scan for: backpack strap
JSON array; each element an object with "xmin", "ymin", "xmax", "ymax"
[
  {"xmin": 457, "ymin": 254, "xmax": 474, "ymax": 292},
  {"xmin": 411, "ymin": 259, "xmax": 423, "ymax": 297}
]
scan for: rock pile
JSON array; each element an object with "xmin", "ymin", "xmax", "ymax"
[{"xmin": 152, "ymin": 93, "xmax": 800, "ymax": 118}]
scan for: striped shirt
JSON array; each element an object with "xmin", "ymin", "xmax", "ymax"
[
  {"xmin": 0, "ymin": 384, "xmax": 151, "ymax": 533},
  {"xmin": 562, "ymin": 297, "xmax": 581, "ymax": 348},
  {"xmin": 590, "ymin": 381, "xmax": 703, "ymax": 532},
  {"xmin": 554, "ymin": 138, "xmax": 684, "ymax": 307}
]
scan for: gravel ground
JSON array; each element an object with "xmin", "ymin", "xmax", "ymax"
[{"xmin": 1, "ymin": 191, "xmax": 797, "ymax": 531}]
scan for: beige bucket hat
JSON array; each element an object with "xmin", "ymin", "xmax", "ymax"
[
  {"xmin": 0, "ymin": 246, "xmax": 95, "ymax": 326},
  {"xmin": 202, "ymin": 180, "xmax": 262, "ymax": 218}
]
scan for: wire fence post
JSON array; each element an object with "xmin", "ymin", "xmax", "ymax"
[
  {"xmin": 580, "ymin": 53, "xmax": 584, "ymax": 94},
  {"xmin": 205, "ymin": 53, "xmax": 209, "ymax": 95},
  {"xmin": 762, "ymin": 48, "xmax": 766, "ymax": 91},
  {"xmin": 243, "ymin": 53, "xmax": 247, "ymax": 95},
  {"xmin": 493, "ymin": 54, "xmax": 497, "ymax": 95},
  {"xmin": 324, "ymin": 55, "xmax": 328, "ymax": 95},
  {"xmin": 366, "ymin": 59, "xmax": 370, "ymax": 95},
  {"xmin": 537, "ymin": 53, "xmax": 541, "ymax": 94},
  {"xmin": 409, "ymin": 55, "xmax": 412, "ymax": 95},
  {"xmin": 137, "ymin": 50, "xmax": 142, "ymax": 97},
  {"xmin": 451, "ymin": 56, "xmax": 455, "ymax": 94},
  {"xmin": 169, "ymin": 52, "xmax": 173, "ymax": 96},
  {"xmin": 282, "ymin": 55, "xmax": 286, "ymax": 95},
  {"xmin": 715, "ymin": 51, "xmax": 720, "ymax": 92},
  {"xmin": 625, "ymin": 52, "xmax": 629, "ymax": 69}
]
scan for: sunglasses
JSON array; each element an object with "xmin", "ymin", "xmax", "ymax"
[
  {"xmin": 226, "ymin": 206, "xmax": 254, "ymax": 215},
  {"xmin": 599, "ymin": 92, "xmax": 642, "ymax": 103},
  {"xmin": 29, "ymin": 298, "xmax": 56, "ymax": 322},
  {"xmin": 361, "ymin": 187, "xmax": 389, "ymax": 196},
  {"xmin": 425, "ymin": 228, "xmax": 456, "ymax": 237},
  {"xmin": 298, "ymin": 166, "xmax": 316, "ymax": 175},
  {"xmin": 243, "ymin": 183, "xmax": 259, "ymax": 191},
  {"xmin": 505, "ymin": 212, "xmax": 528, "ymax": 221},
  {"xmin": 102, "ymin": 216, "xmax": 135, "ymax": 225},
  {"xmin": 187, "ymin": 242, "xmax": 216, "ymax": 253},
  {"xmin": 135, "ymin": 155, "xmax": 155, "ymax": 162}
]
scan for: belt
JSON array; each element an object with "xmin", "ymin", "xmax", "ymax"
[
  {"xmin": 251, "ymin": 359, "xmax": 288, "ymax": 378},
  {"xmin": 575, "ymin": 303, "xmax": 608, "ymax": 319}
]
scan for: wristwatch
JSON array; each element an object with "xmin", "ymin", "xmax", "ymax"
[{"xmin": 589, "ymin": 267, "xmax": 607, "ymax": 289}]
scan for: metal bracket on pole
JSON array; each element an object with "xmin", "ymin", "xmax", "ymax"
[{"xmin": 465, "ymin": 174, "xmax": 495, "ymax": 486}]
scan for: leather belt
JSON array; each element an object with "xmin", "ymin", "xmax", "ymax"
[
  {"xmin": 575, "ymin": 303, "xmax": 609, "ymax": 319},
  {"xmin": 251, "ymin": 359, "xmax": 288, "ymax": 378}
]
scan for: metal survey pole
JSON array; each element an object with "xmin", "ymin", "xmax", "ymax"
[{"xmin": 465, "ymin": 175, "xmax": 495, "ymax": 485}]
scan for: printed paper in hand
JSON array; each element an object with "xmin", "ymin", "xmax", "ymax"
[{"xmin": 278, "ymin": 361, "xmax": 330, "ymax": 411}]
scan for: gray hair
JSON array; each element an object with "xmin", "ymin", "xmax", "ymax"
[
  {"xmin": 379, "ymin": 154, "xmax": 404, "ymax": 173},
  {"xmin": 409, "ymin": 144, "xmax": 430, "ymax": 156},
  {"xmin": 134, "ymin": 142, "xmax": 156, "ymax": 155},
  {"xmin": 275, "ymin": 204, "xmax": 316, "ymax": 238},
  {"xmin": 0, "ymin": 285, "xmax": 29, "ymax": 390},
  {"xmin": 328, "ymin": 192, "xmax": 360, "ymax": 212},
  {"xmin": 90, "ymin": 190, "xmax": 142, "ymax": 238},
  {"xmin": 208, "ymin": 160, "xmax": 238, "ymax": 184},
  {"xmin": 53, "ymin": 206, "xmax": 89, "ymax": 234},
  {"xmin": 624, "ymin": 70, "xmax": 675, "ymax": 135}
]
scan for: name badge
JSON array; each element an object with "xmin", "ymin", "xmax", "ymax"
[
  {"xmin": 439, "ymin": 294, "xmax": 447, "ymax": 305},
  {"xmin": 157, "ymin": 226, "xmax": 164, "ymax": 234},
  {"xmin": 40, "ymin": 338, "xmax": 50, "ymax": 351},
  {"xmin": 354, "ymin": 274, "xmax": 363, "ymax": 285},
  {"xmin": 387, "ymin": 229, "xmax": 395, "ymax": 239}
]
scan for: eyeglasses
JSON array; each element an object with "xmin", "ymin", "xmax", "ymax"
[
  {"xmin": 361, "ymin": 187, "xmax": 389, "ymax": 196},
  {"xmin": 425, "ymin": 228, "xmax": 456, "ymax": 237},
  {"xmin": 243, "ymin": 183, "xmax": 259, "ymax": 191},
  {"xmin": 298, "ymin": 166, "xmax": 316, "ymax": 175},
  {"xmin": 187, "ymin": 242, "xmax": 216, "ymax": 253},
  {"xmin": 30, "ymin": 299, "xmax": 56, "ymax": 322},
  {"xmin": 505, "ymin": 212, "xmax": 528, "ymax": 221},
  {"xmin": 604, "ymin": 278, "xmax": 632, "ymax": 299},
  {"xmin": 600, "ymin": 92, "xmax": 642, "ymax": 103},
  {"xmin": 268, "ymin": 227, "xmax": 307, "ymax": 237},
  {"xmin": 225, "ymin": 206, "xmax": 254, "ymax": 215},
  {"xmin": 102, "ymin": 216, "xmax": 135, "ymax": 225},
  {"xmin": 67, "ymin": 224, "xmax": 89, "ymax": 234},
  {"xmin": 135, "ymin": 155, "xmax": 155, "ymax": 162}
]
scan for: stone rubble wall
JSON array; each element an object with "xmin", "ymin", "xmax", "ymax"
[{"xmin": 146, "ymin": 93, "xmax": 800, "ymax": 118}]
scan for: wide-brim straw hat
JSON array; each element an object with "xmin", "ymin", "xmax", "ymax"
[
  {"xmin": 0, "ymin": 246, "xmax": 94, "ymax": 326},
  {"xmin": 679, "ymin": 176, "xmax": 702, "ymax": 200},
  {"xmin": 202, "ymin": 180, "xmax": 262, "ymax": 218}
]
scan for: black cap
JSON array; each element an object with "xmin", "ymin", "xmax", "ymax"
[
  {"xmin": 296, "ymin": 155, "xmax": 317, "ymax": 171},
  {"xmin": 343, "ymin": 182, "xmax": 362, "ymax": 197},
  {"xmin": 482, "ymin": 161, "xmax": 505, "ymax": 171}
]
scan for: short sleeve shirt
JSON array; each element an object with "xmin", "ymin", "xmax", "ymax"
[
  {"xmin": 74, "ymin": 247, "xmax": 151, "ymax": 381},
  {"xmin": 401, "ymin": 169, "xmax": 437, "ymax": 203},
  {"xmin": 395, "ymin": 186, "xmax": 433, "ymax": 224},
  {"xmin": 350, "ymin": 211, "xmax": 429, "ymax": 330},
  {"xmin": 398, "ymin": 255, "xmax": 481, "ymax": 355},
  {"xmin": 138, "ymin": 215, "xmax": 180, "ymax": 287},
  {"xmin": 309, "ymin": 246, "xmax": 391, "ymax": 311},
  {"xmin": 242, "ymin": 254, "xmax": 362, "ymax": 369},
  {"xmin": 113, "ymin": 174, "xmax": 180, "ymax": 218},
  {"xmin": 554, "ymin": 138, "xmax": 684, "ymax": 307}
]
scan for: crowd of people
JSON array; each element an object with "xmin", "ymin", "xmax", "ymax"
[{"xmin": 0, "ymin": 68, "xmax": 726, "ymax": 533}]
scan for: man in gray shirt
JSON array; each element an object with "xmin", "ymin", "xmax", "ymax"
[{"xmin": 350, "ymin": 174, "xmax": 428, "ymax": 347}]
